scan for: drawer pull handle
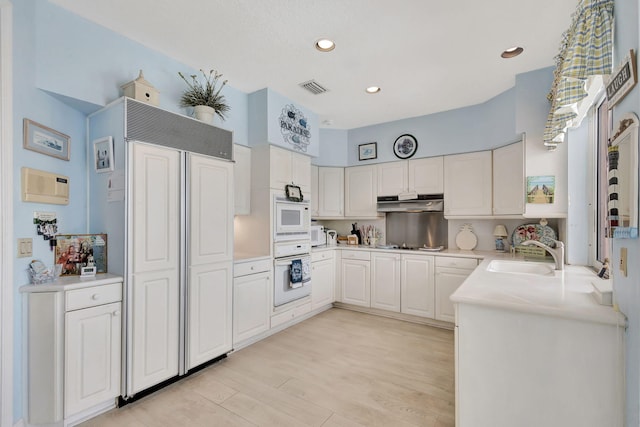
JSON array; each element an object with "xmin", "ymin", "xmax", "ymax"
[
  {"xmin": 91, "ymin": 294, "xmax": 101, "ymax": 301},
  {"xmin": 250, "ymin": 266, "xmax": 255, "ymax": 270},
  {"xmin": 112, "ymin": 310, "xmax": 120, "ymax": 317}
]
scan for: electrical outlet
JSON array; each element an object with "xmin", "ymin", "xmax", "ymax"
[
  {"xmin": 17, "ymin": 238, "xmax": 33, "ymax": 258},
  {"xmin": 620, "ymin": 247, "xmax": 628, "ymax": 277}
]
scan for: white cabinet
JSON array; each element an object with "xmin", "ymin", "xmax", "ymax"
[
  {"xmin": 444, "ymin": 150, "xmax": 493, "ymax": 216},
  {"xmin": 408, "ymin": 156, "xmax": 444, "ymax": 195},
  {"xmin": 233, "ymin": 144, "xmax": 251, "ymax": 215},
  {"xmin": 317, "ymin": 167, "xmax": 344, "ymax": 217},
  {"xmin": 22, "ymin": 277, "xmax": 123, "ymax": 425},
  {"xmin": 268, "ymin": 145, "xmax": 311, "ymax": 194},
  {"xmin": 371, "ymin": 252, "xmax": 401, "ymax": 312},
  {"xmin": 311, "ymin": 251, "xmax": 335, "ymax": 309},
  {"xmin": 434, "ymin": 257, "xmax": 477, "ymax": 323},
  {"xmin": 310, "ymin": 165, "xmax": 319, "ymax": 217},
  {"xmin": 377, "ymin": 157, "xmax": 444, "ymax": 197},
  {"xmin": 233, "ymin": 258, "xmax": 271, "ymax": 345},
  {"xmin": 377, "ymin": 161, "xmax": 408, "ymax": 197},
  {"xmin": 340, "ymin": 250, "xmax": 371, "ymax": 307},
  {"xmin": 492, "ymin": 141, "xmax": 524, "ymax": 215},
  {"xmin": 344, "ymin": 165, "xmax": 378, "ymax": 218},
  {"xmin": 400, "ymin": 254, "xmax": 435, "ymax": 317}
]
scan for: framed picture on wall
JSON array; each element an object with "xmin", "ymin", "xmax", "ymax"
[
  {"xmin": 23, "ymin": 118, "xmax": 71, "ymax": 161},
  {"xmin": 93, "ymin": 136, "xmax": 115, "ymax": 173},
  {"xmin": 359, "ymin": 142, "xmax": 377, "ymax": 161}
]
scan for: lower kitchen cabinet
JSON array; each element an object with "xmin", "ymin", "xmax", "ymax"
[
  {"xmin": 371, "ymin": 252, "xmax": 401, "ymax": 312},
  {"xmin": 21, "ymin": 275, "xmax": 123, "ymax": 425},
  {"xmin": 311, "ymin": 251, "xmax": 335, "ymax": 309},
  {"xmin": 435, "ymin": 257, "xmax": 478, "ymax": 322},
  {"xmin": 400, "ymin": 254, "xmax": 435, "ymax": 317},
  {"xmin": 233, "ymin": 258, "xmax": 272, "ymax": 345},
  {"xmin": 340, "ymin": 250, "xmax": 371, "ymax": 307}
]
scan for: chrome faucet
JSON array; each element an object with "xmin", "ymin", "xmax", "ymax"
[{"xmin": 521, "ymin": 239, "xmax": 565, "ymax": 270}]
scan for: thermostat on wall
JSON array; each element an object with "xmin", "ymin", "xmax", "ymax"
[{"xmin": 21, "ymin": 167, "xmax": 69, "ymax": 205}]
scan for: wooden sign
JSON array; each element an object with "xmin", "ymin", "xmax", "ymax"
[{"xmin": 607, "ymin": 49, "xmax": 637, "ymax": 109}]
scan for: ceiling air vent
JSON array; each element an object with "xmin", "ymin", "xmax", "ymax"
[{"xmin": 299, "ymin": 80, "xmax": 328, "ymax": 95}]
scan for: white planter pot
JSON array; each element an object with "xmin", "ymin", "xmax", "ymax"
[{"xmin": 193, "ymin": 105, "xmax": 215, "ymax": 124}]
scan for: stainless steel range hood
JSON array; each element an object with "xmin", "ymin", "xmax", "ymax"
[{"xmin": 377, "ymin": 194, "xmax": 444, "ymax": 212}]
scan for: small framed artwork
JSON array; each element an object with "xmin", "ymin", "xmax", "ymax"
[
  {"xmin": 93, "ymin": 136, "xmax": 114, "ymax": 173},
  {"xmin": 359, "ymin": 142, "xmax": 377, "ymax": 161},
  {"xmin": 526, "ymin": 176, "xmax": 555, "ymax": 204},
  {"xmin": 55, "ymin": 233, "xmax": 107, "ymax": 276},
  {"xmin": 393, "ymin": 134, "xmax": 418, "ymax": 159},
  {"xmin": 23, "ymin": 119, "xmax": 71, "ymax": 161},
  {"xmin": 285, "ymin": 184, "xmax": 303, "ymax": 202}
]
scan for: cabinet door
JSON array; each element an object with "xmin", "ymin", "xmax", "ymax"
[
  {"xmin": 435, "ymin": 267, "xmax": 472, "ymax": 323},
  {"xmin": 401, "ymin": 254, "xmax": 435, "ymax": 317},
  {"xmin": 310, "ymin": 165, "xmax": 319, "ymax": 217},
  {"xmin": 312, "ymin": 258, "xmax": 335, "ymax": 309},
  {"xmin": 233, "ymin": 271, "xmax": 271, "ymax": 344},
  {"xmin": 409, "ymin": 156, "xmax": 444, "ymax": 194},
  {"xmin": 131, "ymin": 270, "xmax": 180, "ymax": 393},
  {"xmin": 233, "ymin": 144, "xmax": 251, "ymax": 215},
  {"xmin": 377, "ymin": 161, "xmax": 408, "ymax": 196},
  {"xmin": 292, "ymin": 151, "xmax": 311, "ymax": 194},
  {"xmin": 444, "ymin": 151, "xmax": 492, "ymax": 216},
  {"xmin": 270, "ymin": 146, "xmax": 293, "ymax": 190},
  {"xmin": 188, "ymin": 262, "xmax": 233, "ymax": 369},
  {"xmin": 131, "ymin": 143, "xmax": 180, "ymax": 274},
  {"xmin": 189, "ymin": 153, "xmax": 234, "ymax": 266},
  {"xmin": 493, "ymin": 141, "xmax": 524, "ymax": 215},
  {"xmin": 65, "ymin": 302, "xmax": 121, "ymax": 417},
  {"xmin": 318, "ymin": 167, "xmax": 344, "ymax": 217},
  {"xmin": 340, "ymin": 259, "xmax": 371, "ymax": 307},
  {"xmin": 371, "ymin": 253, "xmax": 401, "ymax": 312},
  {"xmin": 344, "ymin": 165, "xmax": 378, "ymax": 217}
]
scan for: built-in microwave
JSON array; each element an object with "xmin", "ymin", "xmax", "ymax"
[
  {"xmin": 310, "ymin": 225, "xmax": 326, "ymax": 247},
  {"xmin": 274, "ymin": 198, "xmax": 310, "ymax": 241}
]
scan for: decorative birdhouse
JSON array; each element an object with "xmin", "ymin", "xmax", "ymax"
[{"xmin": 121, "ymin": 70, "xmax": 159, "ymax": 106}]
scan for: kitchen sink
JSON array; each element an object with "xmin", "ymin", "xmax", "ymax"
[{"xmin": 486, "ymin": 260, "xmax": 555, "ymax": 276}]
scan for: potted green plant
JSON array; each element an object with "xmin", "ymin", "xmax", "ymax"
[{"xmin": 178, "ymin": 69, "xmax": 230, "ymax": 123}]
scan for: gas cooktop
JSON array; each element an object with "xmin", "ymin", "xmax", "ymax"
[{"xmin": 376, "ymin": 244, "xmax": 445, "ymax": 252}]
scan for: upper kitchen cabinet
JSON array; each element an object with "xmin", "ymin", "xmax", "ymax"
[
  {"xmin": 444, "ymin": 151, "xmax": 493, "ymax": 216},
  {"xmin": 251, "ymin": 145, "xmax": 311, "ymax": 196},
  {"xmin": 345, "ymin": 164, "xmax": 379, "ymax": 218},
  {"xmin": 233, "ymin": 144, "xmax": 251, "ymax": 215},
  {"xmin": 492, "ymin": 141, "xmax": 524, "ymax": 215},
  {"xmin": 377, "ymin": 157, "xmax": 444, "ymax": 197},
  {"xmin": 316, "ymin": 167, "xmax": 344, "ymax": 218}
]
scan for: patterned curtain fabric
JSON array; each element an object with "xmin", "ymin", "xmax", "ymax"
[{"xmin": 544, "ymin": 0, "xmax": 614, "ymax": 149}]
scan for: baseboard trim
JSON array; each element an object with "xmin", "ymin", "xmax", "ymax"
[{"xmin": 332, "ymin": 303, "xmax": 454, "ymax": 330}]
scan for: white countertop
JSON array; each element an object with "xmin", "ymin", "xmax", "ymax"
[
  {"xmin": 312, "ymin": 244, "xmax": 506, "ymax": 260},
  {"xmin": 19, "ymin": 273, "xmax": 124, "ymax": 293},
  {"xmin": 451, "ymin": 258, "xmax": 626, "ymax": 326}
]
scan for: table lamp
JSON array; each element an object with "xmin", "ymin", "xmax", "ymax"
[{"xmin": 493, "ymin": 225, "xmax": 508, "ymax": 252}]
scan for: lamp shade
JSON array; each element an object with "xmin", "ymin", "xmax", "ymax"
[{"xmin": 493, "ymin": 225, "xmax": 508, "ymax": 237}]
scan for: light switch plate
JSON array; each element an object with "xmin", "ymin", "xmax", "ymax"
[{"xmin": 17, "ymin": 238, "xmax": 33, "ymax": 258}]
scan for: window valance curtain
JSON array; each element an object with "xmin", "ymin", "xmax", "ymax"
[{"xmin": 543, "ymin": 0, "xmax": 614, "ymax": 149}]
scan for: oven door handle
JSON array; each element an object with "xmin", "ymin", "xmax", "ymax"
[{"xmin": 275, "ymin": 255, "xmax": 310, "ymax": 266}]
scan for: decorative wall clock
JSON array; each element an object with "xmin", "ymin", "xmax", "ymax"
[{"xmin": 393, "ymin": 134, "xmax": 418, "ymax": 159}]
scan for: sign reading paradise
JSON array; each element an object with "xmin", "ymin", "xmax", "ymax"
[{"xmin": 279, "ymin": 104, "xmax": 311, "ymax": 152}]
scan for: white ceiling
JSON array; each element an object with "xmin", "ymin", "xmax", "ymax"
[{"xmin": 49, "ymin": 0, "xmax": 577, "ymax": 129}]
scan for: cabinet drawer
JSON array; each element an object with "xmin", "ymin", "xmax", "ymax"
[
  {"xmin": 234, "ymin": 258, "xmax": 271, "ymax": 277},
  {"xmin": 311, "ymin": 250, "xmax": 335, "ymax": 262},
  {"xmin": 435, "ymin": 256, "xmax": 478, "ymax": 270},
  {"xmin": 65, "ymin": 282, "xmax": 122, "ymax": 311},
  {"xmin": 341, "ymin": 250, "xmax": 370, "ymax": 261}
]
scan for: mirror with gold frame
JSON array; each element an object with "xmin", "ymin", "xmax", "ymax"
[{"xmin": 608, "ymin": 113, "xmax": 639, "ymax": 238}]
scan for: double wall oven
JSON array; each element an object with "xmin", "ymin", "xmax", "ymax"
[{"xmin": 273, "ymin": 197, "xmax": 312, "ymax": 307}]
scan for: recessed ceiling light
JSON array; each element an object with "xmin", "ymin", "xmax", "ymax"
[
  {"xmin": 366, "ymin": 86, "xmax": 381, "ymax": 94},
  {"xmin": 501, "ymin": 46, "xmax": 524, "ymax": 58},
  {"xmin": 315, "ymin": 39, "xmax": 335, "ymax": 52}
]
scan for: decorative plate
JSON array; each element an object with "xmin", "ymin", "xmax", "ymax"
[
  {"xmin": 511, "ymin": 224, "xmax": 557, "ymax": 247},
  {"xmin": 455, "ymin": 224, "xmax": 478, "ymax": 250},
  {"xmin": 393, "ymin": 134, "xmax": 418, "ymax": 159}
]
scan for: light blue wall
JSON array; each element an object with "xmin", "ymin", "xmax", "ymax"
[
  {"xmin": 610, "ymin": 1, "xmax": 640, "ymax": 426},
  {"xmin": 566, "ymin": 123, "xmax": 590, "ymax": 265},
  {"xmin": 345, "ymin": 87, "xmax": 519, "ymax": 166},
  {"xmin": 316, "ymin": 129, "xmax": 349, "ymax": 166}
]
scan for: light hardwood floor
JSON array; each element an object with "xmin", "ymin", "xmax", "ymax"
[{"xmin": 80, "ymin": 308, "xmax": 455, "ymax": 427}]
